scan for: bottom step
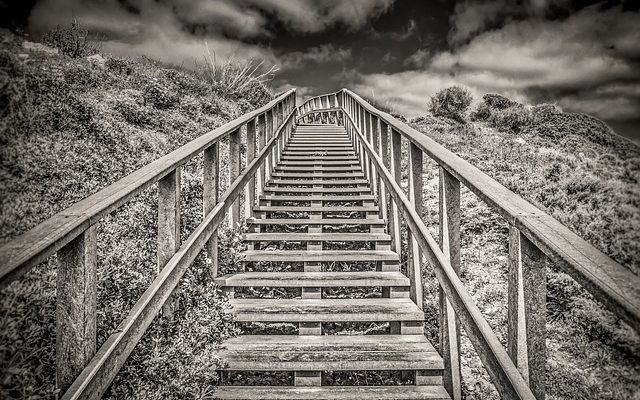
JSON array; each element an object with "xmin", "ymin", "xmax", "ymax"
[{"xmin": 214, "ymin": 385, "xmax": 451, "ymax": 399}]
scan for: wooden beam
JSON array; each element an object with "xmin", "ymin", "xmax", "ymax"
[
  {"xmin": 228, "ymin": 128, "xmax": 241, "ymax": 227},
  {"xmin": 158, "ymin": 168, "xmax": 180, "ymax": 318},
  {"xmin": 56, "ymin": 225, "xmax": 97, "ymax": 394},
  {"xmin": 245, "ymin": 118, "xmax": 257, "ymax": 221},
  {"xmin": 390, "ymin": 128, "xmax": 402, "ymax": 254},
  {"xmin": 508, "ymin": 226, "xmax": 546, "ymax": 399},
  {"xmin": 203, "ymin": 142, "xmax": 219, "ymax": 278},
  {"xmin": 408, "ymin": 143, "xmax": 424, "ymax": 310},
  {"xmin": 439, "ymin": 166, "xmax": 462, "ymax": 400}
]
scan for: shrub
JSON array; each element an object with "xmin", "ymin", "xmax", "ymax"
[
  {"xmin": 143, "ymin": 80, "xmax": 179, "ymax": 109},
  {"xmin": 428, "ymin": 86, "xmax": 473, "ymax": 121},
  {"xmin": 488, "ymin": 104, "xmax": 533, "ymax": 133},
  {"xmin": 199, "ymin": 45, "xmax": 276, "ymax": 103},
  {"xmin": 526, "ymin": 111, "xmax": 618, "ymax": 147},
  {"xmin": 42, "ymin": 18, "xmax": 99, "ymax": 58},
  {"xmin": 470, "ymin": 93, "xmax": 519, "ymax": 121},
  {"xmin": 106, "ymin": 57, "xmax": 133, "ymax": 75},
  {"xmin": 115, "ymin": 101, "xmax": 153, "ymax": 126}
]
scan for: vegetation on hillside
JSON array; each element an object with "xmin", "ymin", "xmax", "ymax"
[
  {"xmin": 0, "ymin": 24, "xmax": 273, "ymax": 399},
  {"xmin": 409, "ymin": 87, "xmax": 639, "ymax": 399}
]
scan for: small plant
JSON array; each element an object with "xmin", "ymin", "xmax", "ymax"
[
  {"xmin": 470, "ymin": 93, "xmax": 519, "ymax": 121},
  {"xmin": 143, "ymin": 80, "xmax": 179, "ymax": 109},
  {"xmin": 428, "ymin": 86, "xmax": 473, "ymax": 122},
  {"xmin": 199, "ymin": 43, "xmax": 276, "ymax": 102},
  {"xmin": 42, "ymin": 18, "xmax": 98, "ymax": 58}
]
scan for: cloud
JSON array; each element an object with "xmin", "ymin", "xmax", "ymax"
[
  {"xmin": 403, "ymin": 49, "xmax": 430, "ymax": 68},
  {"xmin": 280, "ymin": 44, "xmax": 351, "ymax": 70},
  {"xmin": 350, "ymin": 5, "xmax": 640, "ymax": 121}
]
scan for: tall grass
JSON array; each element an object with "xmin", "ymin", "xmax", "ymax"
[{"xmin": 199, "ymin": 43, "xmax": 277, "ymax": 101}]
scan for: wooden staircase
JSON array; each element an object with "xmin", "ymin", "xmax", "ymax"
[{"xmin": 214, "ymin": 124, "xmax": 450, "ymax": 399}]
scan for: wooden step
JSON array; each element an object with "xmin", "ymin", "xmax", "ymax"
[
  {"xmin": 271, "ymin": 173, "xmax": 364, "ymax": 179},
  {"xmin": 239, "ymin": 249, "xmax": 398, "ymax": 262},
  {"xmin": 229, "ymin": 298, "xmax": 423, "ymax": 322},
  {"xmin": 278, "ymin": 160, "xmax": 359, "ymax": 165},
  {"xmin": 282, "ymin": 156, "xmax": 358, "ymax": 161},
  {"xmin": 275, "ymin": 166, "xmax": 361, "ymax": 171},
  {"xmin": 247, "ymin": 218, "xmax": 385, "ymax": 225},
  {"xmin": 282, "ymin": 152, "xmax": 356, "ymax": 156},
  {"xmin": 216, "ymin": 335, "xmax": 442, "ymax": 371},
  {"xmin": 260, "ymin": 195, "xmax": 375, "ymax": 201},
  {"xmin": 214, "ymin": 385, "xmax": 450, "ymax": 399},
  {"xmin": 216, "ymin": 271, "xmax": 408, "ymax": 287},
  {"xmin": 264, "ymin": 187, "xmax": 370, "ymax": 193},
  {"xmin": 268, "ymin": 179, "xmax": 369, "ymax": 185},
  {"xmin": 253, "ymin": 206, "xmax": 378, "ymax": 213},
  {"xmin": 243, "ymin": 233, "xmax": 390, "ymax": 242}
]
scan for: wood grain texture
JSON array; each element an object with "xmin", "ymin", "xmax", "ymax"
[
  {"xmin": 216, "ymin": 271, "xmax": 409, "ymax": 287},
  {"xmin": 214, "ymin": 385, "xmax": 451, "ymax": 400}
]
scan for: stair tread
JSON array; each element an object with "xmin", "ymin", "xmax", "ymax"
[
  {"xmin": 239, "ymin": 249, "xmax": 399, "ymax": 262},
  {"xmin": 264, "ymin": 187, "xmax": 371, "ymax": 193},
  {"xmin": 216, "ymin": 335, "xmax": 442, "ymax": 371},
  {"xmin": 254, "ymin": 206, "xmax": 378, "ymax": 212},
  {"xmin": 271, "ymin": 173, "xmax": 365, "ymax": 178},
  {"xmin": 216, "ymin": 271, "xmax": 408, "ymax": 287},
  {"xmin": 229, "ymin": 298, "xmax": 424, "ymax": 322},
  {"xmin": 260, "ymin": 195, "xmax": 375, "ymax": 201},
  {"xmin": 214, "ymin": 385, "xmax": 450, "ymax": 399},
  {"xmin": 268, "ymin": 179, "xmax": 368, "ymax": 185},
  {"xmin": 243, "ymin": 233, "xmax": 390, "ymax": 241},
  {"xmin": 247, "ymin": 218, "xmax": 384, "ymax": 225}
]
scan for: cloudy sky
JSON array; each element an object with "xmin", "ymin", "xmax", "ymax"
[{"xmin": 5, "ymin": 0, "xmax": 640, "ymax": 141}]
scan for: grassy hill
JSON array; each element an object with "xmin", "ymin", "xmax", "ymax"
[
  {"xmin": 0, "ymin": 28, "xmax": 261, "ymax": 399},
  {"xmin": 408, "ymin": 91, "xmax": 640, "ymax": 399}
]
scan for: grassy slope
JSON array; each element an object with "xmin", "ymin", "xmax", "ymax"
[
  {"xmin": 0, "ymin": 31, "xmax": 264, "ymax": 399},
  {"xmin": 407, "ymin": 111, "xmax": 640, "ymax": 399}
]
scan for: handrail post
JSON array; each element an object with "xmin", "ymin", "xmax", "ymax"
[
  {"xmin": 265, "ymin": 110, "xmax": 273, "ymax": 186},
  {"xmin": 257, "ymin": 114, "xmax": 266, "ymax": 197},
  {"xmin": 372, "ymin": 116, "xmax": 387, "ymax": 222},
  {"xmin": 204, "ymin": 142, "xmax": 219, "ymax": 277},
  {"xmin": 228, "ymin": 128, "xmax": 241, "ymax": 227},
  {"xmin": 245, "ymin": 118, "xmax": 257, "ymax": 221},
  {"xmin": 158, "ymin": 168, "xmax": 181, "ymax": 318},
  {"xmin": 389, "ymin": 129, "xmax": 402, "ymax": 253},
  {"xmin": 56, "ymin": 225, "xmax": 97, "ymax": 394},
  {"xmin": 508, "ymin": 227, "xmax": 546, "ymax": 399},
  {"xmin": 439, "ymin": 166, "xmax": 462, "ymax": 400},
  {"xmin": 408, "ymin": 142, "xmax": 424, "ymax": 310}
]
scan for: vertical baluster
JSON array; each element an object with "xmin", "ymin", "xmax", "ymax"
[
  {"xmin": 228, "ymin": 129, "xmax": 241, "ymax": 227},
  {"xmin": 379, "ymin": 121, "xmax": 390, "ymax": 224},
  {"xmin": 439, "ymin": 167, "xmax": 462, "ymax": 399},
  {"xmin": 204, "ymin": 142, "xmax": 219, "ymax": 277},
  {"xmin": 257, "ymin": 114, "xmax": 266, "ymax": 197},
  {"xmin": 266, "ymin": 110, "xmax": 274, "ymax": 183},
  {"xmin": 56, "ymin": 225, "xmax": 97, "ymax": 394},
  {"xmin": 389, "ymin": 129, "xmax": 402, "ymax": 253},
  {"xmin": 508, "ymin": 227, "xmax": 546, "ymax": 400},
  {"xmin": 158, "ymin": 168, "xmax": 181, "ymax": 319},
  {"xmin": 408, "ymin": 142, "xmax": 424, "ymax": 309},
  {"xmin": 367, "ymin": 113, "xmax": 377, "ymax": 198},
  {"xmin": 245, "ymin": 118, "xmax": 257, "ymax": 220}
]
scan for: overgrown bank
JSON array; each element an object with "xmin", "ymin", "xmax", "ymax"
[
  {"xmin": 408, "ymin": 88, "xmax": 640, "ymax": 399},
  {"xmin": 0, "ymin": 28, "xmax": 269, "ymax": 399}
]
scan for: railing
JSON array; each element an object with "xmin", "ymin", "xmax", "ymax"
[
  {"xmin": 0, "ymin": 89, "xmax": 297, "ymax": 399},
  {"xmin": 300, "ymin": 89, "xmax": 640, "ymax": 400}
]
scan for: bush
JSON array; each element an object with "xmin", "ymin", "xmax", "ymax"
[
  {"xmin": 42, "ymin": 19, "xmax": 98, "ymax": 58},
  {"xmin": 115, "ymin": 101, "xmax": 153, "ymax": 126},
  {"xmin": 527, "ymin": 111, "xmax": 618, "ymax": 147},
  {"xmin": 428, "ymin": 86, "xmax": 473, "ymax": 121},
  {"xmin": 488, "ymin": 104, "xmax": 533, "ymax": 133},
  {"xmin": 470, "ymin": 93, "xmax": 519, "ymax": 121},
  {"xmin": 143, "ymin": 80, "xmax": 179, "ymax": 109}
]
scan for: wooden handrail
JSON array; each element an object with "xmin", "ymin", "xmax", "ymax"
[
  {"xmin": 61, "ymin": 107, "xmax": 296, "ymax": 400},
  {"xmin": 0, "ymin": 89, "xmax": 296, "ymax": 290},
  {"xmin": 342, "ymin": 108, "xmax": 536, "ymax": 400}
]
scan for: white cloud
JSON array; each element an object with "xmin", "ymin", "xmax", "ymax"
[{"xmin": 351, "ymin": 5, "xmax": 640, "ymax": 121}]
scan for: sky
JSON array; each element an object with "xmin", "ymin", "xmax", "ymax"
[{"xmin": 3, "ymin": 0, "xmax": 640, "ymax": 142}]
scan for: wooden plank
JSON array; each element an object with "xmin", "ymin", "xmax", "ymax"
[
  {"xmin": 217, "ymin": 335, "xmax": 442, "ymax": 371},
  {"xmin": 263, "ymin": 187, "xmax": 371, "ymax": 193},
  {"xmin": 253, "ymin": 206, "xmax": 378, "ymax": 212},
  {"xmin": 228, "ymin": 128, "xmax": 241, "ymax": 227},
  {"xmin": 214, "ymin": 385, "xmax": 451, "ymax": 400},
  {"xmin": 216, "ymin": 271, "xmax": 408, "ymax": 287},
  {"xmin": 245, "ymin": 118, "xmax": 257, "ymax": 220},
  {"xmin": 508, "ymin": 226, "xmax": 546, "ymax": 400},
  {"xmin": 439, "ymin": 167, "xmax": 462, "ymax": 400},
  {"xmin": 275, "ymin": 166, "xmax": 361, "ymax": 171},
  {"xmin": 229, "ymin": 298, "xmax": 424, "ymax": 322},
  {"xmin": 408, "ymin": 142, "xmax": 424, "ymax": 310},
  {"xmin": 268, "ymin": 179, "xmax": 369, "ymax": 185},
  {"xmin": 56, "ymin": 226, "xmax": 97, "ymax": 394},
  {"xmin": 203, "ymin": 142, "xmax": 219, "ymax": 277},
  {"xmin": 271, "ymin": 172, "xmax": 364, "ymax": 178},
  {"xmin": 259, "ymin": 195, "xmax": 375, "ymax": 201},
  {"xmin": 0, "ymin": 90, "xmax": 295, "ymax": 289},
  {"xmin": 239, "ymin": 249, "xmax": 399, "ymax": 262},
  {"xmin": 242, "ymin": 233, "xmax": 390, "ymax": 242},
  {"xmin": 257, "ymin": 113, "xmax": 267, "ymax": 197},
  {"xmin": 247, "ymin": 218, "xmax": 385, "ymax": 225},
  {"xmin": 390, "ymin": 129, "xmax": 402, "ymax": 253},
  {"xmin": 157, "ymin": 168, "xmax": 180, "ymax": 318}
]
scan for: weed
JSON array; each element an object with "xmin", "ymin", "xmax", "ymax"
[
  {"xmin": 428, "ymin": 86, "xmax": 473, "ymax": 122},
  {"xmin": 42, "ymin": 18, "xmax": 99, "ymax": 58}
]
